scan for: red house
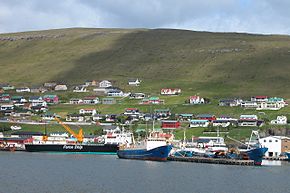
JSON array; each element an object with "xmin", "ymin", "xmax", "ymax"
[
  {"xmin": 161, "ymin": 120, "xmax": 181, "ymax": 129},
  {"xmin": 43, "ymin": 95, "xmax": 59, "ymax": 104}
]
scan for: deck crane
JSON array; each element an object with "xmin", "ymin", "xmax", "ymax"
[{"xmin": 54, "ymin": 117, "xmax": 84, "ymax": 143}]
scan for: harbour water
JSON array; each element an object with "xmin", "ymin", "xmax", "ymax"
[{"xmin": 1, "ymin": 152, "xmax": 290, "ymax": 193}]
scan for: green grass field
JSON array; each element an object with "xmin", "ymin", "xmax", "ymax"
[
  {"xmin": 1, "ymin": 28, "xmax": 290, "ymax": 140},
  {"xmin": 1, "ymin": 28, "xmax": 290, "ymax": 97}
]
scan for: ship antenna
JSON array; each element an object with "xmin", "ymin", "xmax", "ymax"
[
  {"xmin": 183, "ymin": 127, "xmax": 186, "ymax": 148},
  {"xmin": 153, "ymin": 119, "xmax": 155, "ymax": 132},
  {"xmin": 45, "ymin": 121, "xmax": 47, "ymax": 136}
]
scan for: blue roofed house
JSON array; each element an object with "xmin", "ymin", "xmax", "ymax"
[{"xmin": 189, "ymin": 119, "xmax": 209, "ymax": 128}]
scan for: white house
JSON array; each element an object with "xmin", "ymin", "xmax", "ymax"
[
  {"xmin": 212, "ymin": 120, "xmax": 231, "ymax": 127},
  {"xmin": 79, "ymin": 108, "xmax": 97, "ymax": 115},
  {"xmin": 271, "ymin": 116, "xmax": 287, "ymax": 125},
  {"xmin": 219, "ymin": 99, "xmax": 242, "ymax": 107},
  {"xmin": 66, "ymin": 114, "xmax": 85, "ymax": 122},
  {"xmin": 239, "ymin": 114, "xmax": 258, "ymax": 120},
  {"xmin": 54, "ymin": 84, "xmax": 68, "ymax": 91},
  {"xmin": 240, "ymin": 101, "xmax": 258, "ymax": 108},
  {"xmin": 251, "ymin": 96, "xmax": 268, "ymax": 102},
  {"xmin": 29, "ymin": 96, "xmax": 43, "ymax": 103},
  {"xmin": 256, "ymin": 101, "xmax": 285, "ymax": 110},
  {"xmin": 107, "ymin": 90, "xmax": 124, "ymax": 97},
  {"xmin": 129, "ymin": 93, "xmax": 146, "ymax": 99},
  {"xmin": 259, "ymin": 136, "xmax": 290, "ymax": 158},
  {"xmin": 128, "ymin": 78, "xmax": 141, "ymax": 86},
  {"xmin": 16, "ymin": 87, "xmax": 30, "ymax": 93},
  {"xmin": 238, "ymin": 115, "xmax": 259, "ymax": 127},
  {"xmin": 99, "ymin": 80, "xmax": 112, "ymax": 88},
  {"xmin": 41, "ymin": 112, "xmax": 57, "ymax": 121},
  {"xmin": 29, "ymin": 96, "xmax": 47, "ymax": 107},
  {"xmin": 160, "ymin": 88, "xmax": 181, "ymax": 95},
  {"xmin": 124, "ymin": 108, "xmax": 141, "ymax": 118},
  {"xmin": 83, "ymin": 96, "xmax": 99, "ymax": 104},
  {"xmin": 11, "ymin": 96, "xmax": 27, "ymax": 103},
  {"xmin": 73, "ymin": 85, "xmax": 87, "ymax": 93},
  {"xmin": 69, "ymin": 98, "xmax": 83, "ymax": 104},
  {"xmin": 189, "ymin": 95, "xmax": 205, "ymax": 104},
  {"xmin": 84, "ymin": 80, "xmax": 97, "ymax": 86},
  {"xmin": 0, "ymin": 104, "xmax": 14, "ymax": 111}
]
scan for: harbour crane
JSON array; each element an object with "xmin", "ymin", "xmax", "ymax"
[{"xmin": 54, "ymin": 117, "xmax": 84, "ymax": 143}]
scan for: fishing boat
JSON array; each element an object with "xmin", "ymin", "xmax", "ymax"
[
  {"xmin": 285, "ymin": 152, "xmax": 290, "ymax": 160},
  {"xmin": 238, "ymin": 130, "xmax": 268, "ymax": 165},
  {"xmin": 242, "ymin": 147, "xmax": 268, "ymax": 165},
  {"xmin": 172, "ymin": 128, "xmax": 228, "ymax": 158},
  {"xmin": 0, "ymin": 136, "xmax": 26, "ymax": 151},
  {"xmin": 117, "ymin": 121, "xmax": 172, "ymax": 161},
  {"xmin": 173, "ymin": 130, "xmax": 268, "ymax": 166},
  {"xmin": 117, "ymin": 133, "xmax": 172, "ymax": 161}
]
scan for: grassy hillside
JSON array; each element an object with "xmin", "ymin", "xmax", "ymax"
[{"xmin": 1, "ymin": 28, "xmax": 290, "ymax": 97}]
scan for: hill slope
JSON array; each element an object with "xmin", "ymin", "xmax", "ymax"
[{"xmin": 1, "ymin": 28, "xmax": 290, "ymax": 97}]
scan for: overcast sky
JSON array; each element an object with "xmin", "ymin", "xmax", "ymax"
[{"xmin": 1, "ymin": 0, "xmax": 290, "ymax": 34}]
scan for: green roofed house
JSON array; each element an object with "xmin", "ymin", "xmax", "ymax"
[
  {"xmin": 154, "ymin": 109, "xmax": 171, "ymax": 119},
  {"xmin": 135, "ymin": 128, "xmax": 146, "ymax": 133},
  {"xmin": 256, "ymin": 97, "xmax": 287, "ymax": 110},
  {"xmin": 0, "ymin": 83, "xmax": 15, "ymax": 91},
  {"xmin": 177, "ymin": 113, "xmax": 194, "ymax": 121},
  {"xmin": 140, "ymin": 96, "xmax": 164, "ymax": 105},
  {"xmin": 11, "ymin": 96, "xmax": 26, "ymax": 103},
  {"xmin": 268, "ymin": 97, "xmax": 284, "ymax": 102}
]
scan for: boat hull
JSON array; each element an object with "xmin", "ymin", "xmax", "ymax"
[
  {"xmin": 286, "ymin": 152, "xmax": 290, "ymax": 160},
  {"xmin": 117, "ymin": 145, "xmax": 172, "ymax": 161},
  {"xmin": 246, "ymin": 147, "xmax": 268, "ymax": 165},
  {"xmin": 25, "ymin": 144, "xmax": 118, "ymax": 153}
]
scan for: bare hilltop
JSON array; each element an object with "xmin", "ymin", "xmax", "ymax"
[{"xmin": 1, "ymin": 28, "xmax": 290, "ymax": 97}]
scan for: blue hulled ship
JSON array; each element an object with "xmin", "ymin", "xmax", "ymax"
[
  {"xmin": 240, "ymin": 130, "xmax": 268, "ymax": 165},
  {"xmin": 245, "ymin": 147, "xmax": 268, "ymax": 165},
  {"xmin": 286, "ymin": 152, "xmax": 290, "ymax": 160},
  {"xmin": 117, "ymin": 130, "xmax": 172, "ymax": 161},
  {"xmin": 117, "ymin": 144, "xmax": 172, "ymax": 161}
]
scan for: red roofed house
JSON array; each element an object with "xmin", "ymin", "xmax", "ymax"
[
  {"xmin": 160, "ymin": 88, "xmax": 181, "ymax": 95},
  {"xmin": 238, "ymin": 114, "xmax": 259, "ymax": 127},
  {"xmin": 43, "ymin": 95, "xmax": 59, "ymax": 104},
  {"xmin": 161, "ymin": 120, "xmax": 181, "ymax": 129},
  {"xmin": 0, "ymin": 93, "xmax": 10, "ymax": 102},
  {"xmin": 251, "ymin": 96, "xmax": 268, "ymax": 102},
  {"xmin": 197, "ymin": 114, "xmax": 217, "ymax": 121},
  {"xmin": 189, "ymin": 95, "xmax": 205, "ymax": 104}
]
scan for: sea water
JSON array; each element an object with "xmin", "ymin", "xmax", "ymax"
[{"xmin": 0, "ymin": 151, "xmax": 289, "ymax": 193}]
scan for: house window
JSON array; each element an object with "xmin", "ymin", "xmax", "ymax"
[
  {"xmin": 269, "ymin": 140, "xmax": 272, "ymax": 142},
  {"xmin": 285, "ymin": 146, "xmax": 288, "ymax": 148},
  {"xmin": 268, "ymin": 152, "xmax": 273, "ymax": 157},
  {"xmin": 275, "ymin": 140, "xmax": 278, "ymax": 142},
  {"xmin": 264, "ymin": 140, "xmax": 266, "ymax": 142}
]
